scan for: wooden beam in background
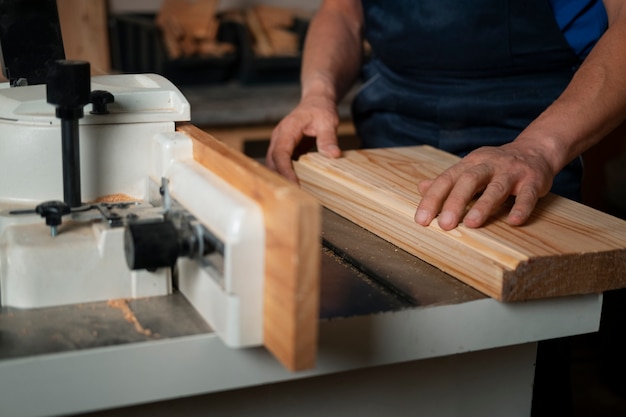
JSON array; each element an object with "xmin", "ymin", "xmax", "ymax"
[{"xmin": 57, "ymin": 0, "xmax": 111, "ymax": 75}]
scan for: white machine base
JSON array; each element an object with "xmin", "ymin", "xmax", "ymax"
[
  {"xmin": 0, "ymin": 73, "xmax": 190, "ymax": 309},
  {"xmin": 0, "ymin": 73, "xmax": 266, "ymax": 349},
  {"xmin": 0, "ymin": 215, "xmax": 171, "ymax": 308}
]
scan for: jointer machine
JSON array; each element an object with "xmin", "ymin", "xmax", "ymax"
[{"xmin": 0, "ymin": 5, "xmax": 622, "ymax": 417}]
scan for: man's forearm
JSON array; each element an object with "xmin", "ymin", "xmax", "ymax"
[
  {"xmin": 515, "ymin": 1, "xmax": 626, "ymax": 175},
  {"xmin": 300, "ymin": 0, "xmax": 364, "ymax": 105}
]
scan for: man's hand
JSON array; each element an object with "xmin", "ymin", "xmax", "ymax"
[
  {"xmin": 266, "ymin": 96, "xmax": 342, "ymax": 183},
  {"xmin": 265, "ymin": 0, "xmax": 363, "ymax": 182},
  {"xmin": 413, "ymin": 0, "xmax": 626, "ymax": 230},
  {"xmin": 414, "ymin": 142, "xmax": 556, "ymax": 230}
]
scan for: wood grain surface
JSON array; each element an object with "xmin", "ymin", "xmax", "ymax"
[
  {"xmin": 294, "ymin": 145, "xmax": 626, "ymax": 301},
  {"xmin": 179, "ymin": 123, "xmax": 321, "ymax": 371},
  {"xmin": 57, "ymin": 0, "xmax": 110, "ymax": 75}
]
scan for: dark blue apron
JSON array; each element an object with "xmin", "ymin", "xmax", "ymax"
[{"xmin": 352, "ymin": 0, "xmax": 584, "ymax": 200}]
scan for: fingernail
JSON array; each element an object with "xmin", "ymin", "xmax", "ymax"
[
  {"xmin": 321, "ymin": 145, "xmax": 340, "ymax": 157},
  {"xmin": 508, "ymin": 209, "xmax": 525, "ymax": 225},
  {"xmin": 438, "ymin": 210, "xmax": 455, "ymax": 227},
  {"xmin": 464, "ymin": 208, "xmax": 481, "ymax": 224},
  {"xmin": 415, "ymin": 209, "xmax": 430, "ymax": 225}
]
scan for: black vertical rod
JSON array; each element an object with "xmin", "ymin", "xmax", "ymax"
[
  {"xmin": 61, "ymin": 117, "xmax": 81, "ymax": 207},
  {"xmin": 46, "ymin": 59, "xmax": 91, "ymax": 208}
]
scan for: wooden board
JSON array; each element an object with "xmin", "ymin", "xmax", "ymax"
[
  {"xmin": 178, "ymin": 123, "xmax": 320, "ymax": 371},
  {"xmin": 0, "ymin": 0, "xmax": 109, "ymax": 82},
  {"xmin": 294, "ymin": 145, "xmax": 626, "ymax": 302}
]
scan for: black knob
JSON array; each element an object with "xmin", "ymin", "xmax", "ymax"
[
  {"xmin": 90, "ymin": 90, "xmax": 114, "ymax": 115},
  {"xmin": 124, "ymin": 221, "xmax": 182, "ymax": 271},
  {"xmin": 35, "ymin": 200, "xmax": 70, "ymax": 227},
  {"xmin": 46, "ymin": 60, "xmax": 91, "ymax": 119}
]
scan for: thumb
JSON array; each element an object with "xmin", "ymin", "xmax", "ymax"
[{"xmin": 316, "ymin": 129, "xmax": 341, "ymax": 158}]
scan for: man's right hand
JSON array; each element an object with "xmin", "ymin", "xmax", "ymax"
[{"xmin": 266, "ymin": 96, "xmax": 342, "ymax": 183}]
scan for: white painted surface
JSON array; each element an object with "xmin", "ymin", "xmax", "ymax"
[
  {"xmin": 0, "ymin": 293, "xmax": 602, "ymax": 417},
  {"xmin": 0, "ymin": 221, "xmax": 171, "ymax": 308},
  {"xmin": 0, "ymin": 73, "xmax": 189, "ymax": 308},
  {"xmin": 151, "ymin": 132, "xmax": 266, "ymax": 347}
]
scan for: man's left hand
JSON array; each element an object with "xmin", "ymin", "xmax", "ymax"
[{"xmin": 414, "ymin": 143, "xmax": 556, "ymax": 230}]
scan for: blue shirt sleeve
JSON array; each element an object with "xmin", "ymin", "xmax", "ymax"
[{"xmin": 549, "ymin": 0, "xmax": 608, "ymax": 58}]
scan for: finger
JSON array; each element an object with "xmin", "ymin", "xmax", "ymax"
[
  {"xmin": 414, "ymin": 171, "xmax": 457, "ymax": 226},
  {"xmin": 266, "ymin": 127, "xmax": 300, "ymax": 183},
  {"xmin": 416, "ymin": 179, "xmax": 433, "ymax": 195},
  {"xmin": 507, "ymin": 186, "xmax": 539, "ymax": 226},
  {"xmin": 273, "ymin": 149, "xmax": 299, "ymax": 183},
  {"xmin": 315, "ymin": 127, "xmax": 341, "ymax": 158},
  {"xmin": 265, "ymin": 144, "xmax": 278, "ymax": 170},
  {"xmin": 266, "ymin": 140, "xmax": 297, "ymax": 181},
  {"xmin": 437, "ymin": 166, "xmax": 492, "ymax": 230},
  {"xmin": 463, "ymin": 178, "xmax": 512, "ymax": 228}
]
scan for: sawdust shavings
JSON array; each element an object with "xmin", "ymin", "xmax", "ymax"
[
  {"xmin": 107, "ymin": 299, "xmax": 153, "ymax": 337},
  {"xmin": 90, "ymin": 193, "xmax": 139, "ymax": 203}
]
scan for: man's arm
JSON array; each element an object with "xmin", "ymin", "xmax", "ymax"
[
  {"xmin": 415, "ymin": 0, "xmax": 626, "ymax": 230},
  {"xmin": 266, "ymin": 0, "xmax": 364, "ymax": 182}
]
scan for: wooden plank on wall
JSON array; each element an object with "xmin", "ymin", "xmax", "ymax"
[
  {"xmin": 177, "ymin": 123, "xmax": 321, "ymax": 371},
  {"xmin": 294, "ymin": 145, "xmax": 626, "ymax": 302},
  {"xmin": 57, "ymin": 0, "xmax": 111, "ymax": 75}
]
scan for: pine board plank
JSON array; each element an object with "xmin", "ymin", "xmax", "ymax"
[
  {"xmin": 294, "ymin": 145, "xmax": 626, "ymax": 301},
  {"xmin": 178, "ymin": 123, "xmax": 321, "ymax": 371}
]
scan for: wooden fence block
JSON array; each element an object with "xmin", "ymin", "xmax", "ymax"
[{"xmin": 178, "ymin": 123, "xmax": 321, "ymax": 371}]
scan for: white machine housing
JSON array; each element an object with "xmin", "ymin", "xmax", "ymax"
[{"xmin": 0, "ymin": 73, "xmax": 265, "ymax": 347}]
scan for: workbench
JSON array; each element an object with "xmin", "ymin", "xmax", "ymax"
[
  {"xmin": 0, "ymin": 82, "xmax": 608, "ymax": 417},
  {"xmin": 0, "ymin": 209, "xmax": 602, "ymax": 417}
]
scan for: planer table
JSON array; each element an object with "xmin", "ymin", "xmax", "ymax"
[{"xmin": 0, "ymin": 209, "xmax": 602, "ymax": 417}]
